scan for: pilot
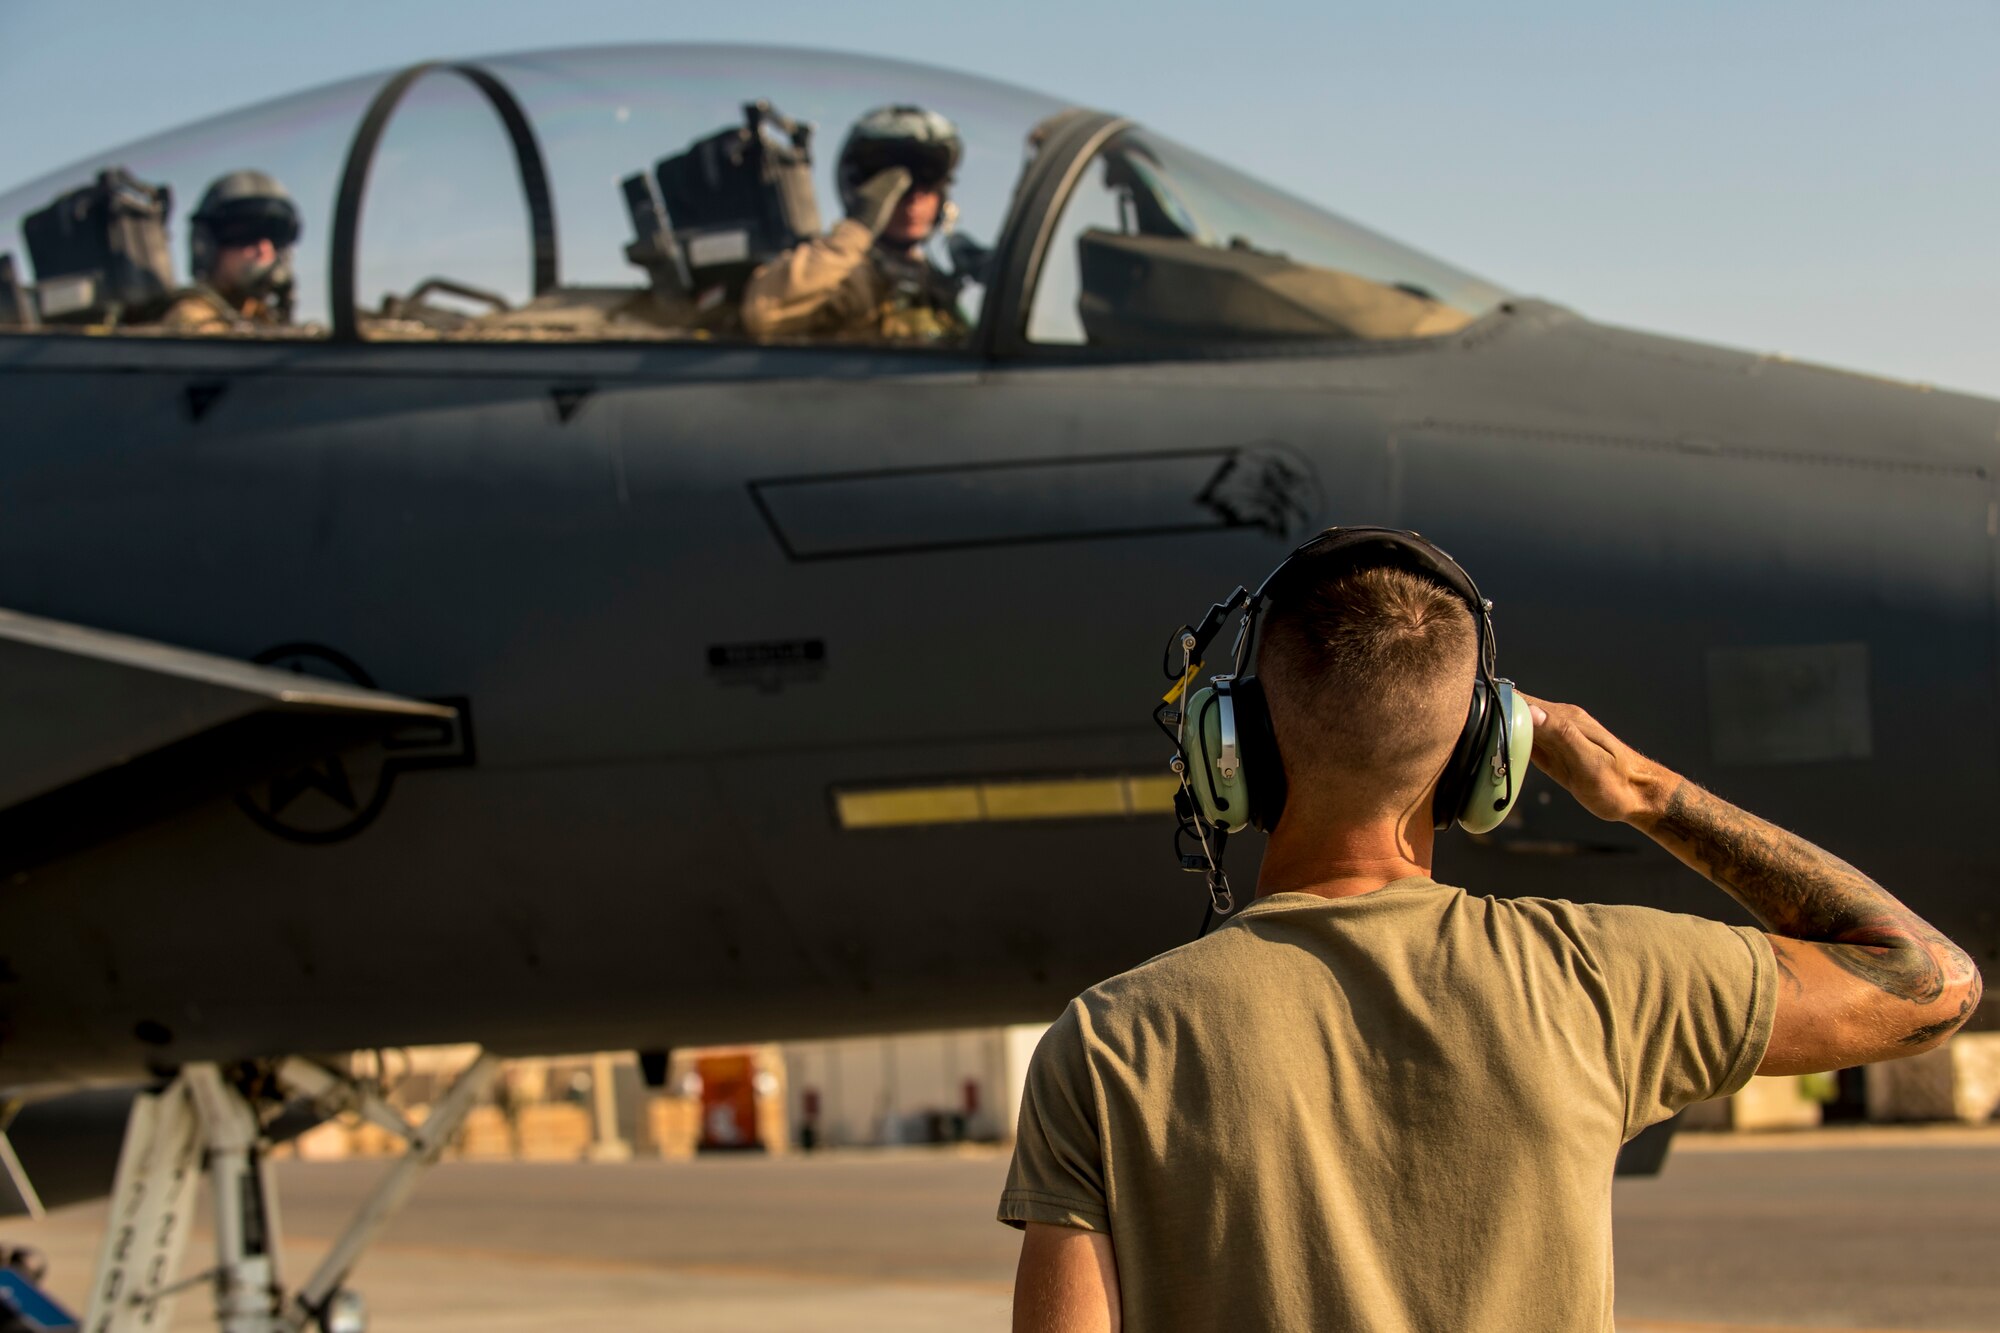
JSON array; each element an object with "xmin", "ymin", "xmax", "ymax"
[
  {"xmin": 160, "ymin": 170, "xmax": 302, "ymax": 334},
  {"xmin": 741, "ymin": 106, "xmax": 966, "ymax": 343}
]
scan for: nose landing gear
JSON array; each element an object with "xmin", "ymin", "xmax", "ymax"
[{"xmin": 83, "ymin": 1052, "xmax": 498, "ymax": 1333}]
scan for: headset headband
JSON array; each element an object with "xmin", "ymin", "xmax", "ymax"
[{"xmin": 1239, "ymin": 526, "xmax": 1494, "ymax": 678}]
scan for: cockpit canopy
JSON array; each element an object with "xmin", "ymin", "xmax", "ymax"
[{"xmin": 0, "ymin": 44, "xmax": 1505, "ymax": 352}]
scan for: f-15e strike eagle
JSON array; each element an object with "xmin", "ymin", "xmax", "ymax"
[{"xmin": 0, "ymin": 43, "xmax": 1992, "ymax": 1333}]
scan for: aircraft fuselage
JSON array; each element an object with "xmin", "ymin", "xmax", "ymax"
[{"xmin": 2, "ymin": 300, "xmax": 1996, "ymax": 1083}]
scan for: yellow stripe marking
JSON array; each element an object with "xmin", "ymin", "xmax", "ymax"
[{"xmin": 835, "ymin": 772, "xmax": 1181, "ymax": 829}]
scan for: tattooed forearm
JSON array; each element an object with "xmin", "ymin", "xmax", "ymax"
[
  {"xmin": 1650, "ymin": 781, "xmax": 1974, "ymax": 1011},
  {"xmin": 1901, "ymin": 992, "xmax": 1977, "ymax": 1047},
  {"xmin": 1654, "ymin": 782, "xmax": 1883, "ymax": 937},
  {"xmin": 1771, "ymin": 944, "xmax": 1805, "ymax": 997}
]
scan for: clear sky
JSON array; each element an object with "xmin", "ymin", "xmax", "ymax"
[{"xmin": 1, "ymin": 1, "xmax": 1993, "ymax": 397}]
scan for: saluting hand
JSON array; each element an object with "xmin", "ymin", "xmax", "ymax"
[
  {"xmin": 1517, "ymin": 692, "xmax": 1677, "ymax": 828},
  {"xmin": 848, "ymin": 167, "xmax": 913, "ymax": 238}
]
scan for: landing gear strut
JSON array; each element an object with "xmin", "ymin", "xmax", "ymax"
[{"xmin": 84, "ymin": 1052, "xmax": 498, "ymax": 1332}]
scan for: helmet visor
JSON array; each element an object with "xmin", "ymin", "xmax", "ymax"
[
  {"xmin": 844, "ymin": 137, "xmax": 957, "ymax": 190},
  {"xmin": 202, "ymin": 197, "xmax": 302, "ymax": 250}
]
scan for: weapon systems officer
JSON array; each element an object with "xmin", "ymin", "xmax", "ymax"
[{"xmin": 160, "ymin": 169, "xmax": 301, "ymax": 334}]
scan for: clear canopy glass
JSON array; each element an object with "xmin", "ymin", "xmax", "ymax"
[
  {"xmin": 0, "ymin": 71, "xmax": 373, "ymax": 337},
  {"xmin": 1028, "ymin": 127, "xmax": 1507, "ymax": 347},
  {"xmin": 0, "ymin": 44, "xmax": 1504, "ymax": 350}
]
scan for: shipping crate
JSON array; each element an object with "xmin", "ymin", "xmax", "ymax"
[
  {"xmin": 648, "ymin": 1095, "xmax": 700, "ymax": 1160},
  {"xmin": 1867, "ymin": 1033, "xmax": 2000, "ymax": 1124},
  {"xmin": 1680, "ymin": 1074, "xmax": 1823, "ymax": 1132},
  {"xmin": 454, "ymin": 1105, "xmax": 517, "ymax": 1160},
  {"xmin": 515, "ymin": 1102, "xmax": 593, "ymax": 1161}
]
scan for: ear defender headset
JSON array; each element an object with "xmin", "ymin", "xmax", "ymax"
[{"xmin": 1155, "ymin": 526, "xmax": 1534, "ymax": 919}]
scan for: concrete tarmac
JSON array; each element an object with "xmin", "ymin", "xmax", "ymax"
[{"xmin": 9, "ymin": 1128, "xmax": 1997, "ymax": 1331}]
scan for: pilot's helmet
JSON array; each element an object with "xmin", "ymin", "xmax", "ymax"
[
  {"xmin": 837, "ymin": 106, "xmax": 962, "ymax": 216},
  {"xmin": 189, "ymin": 169, "xmax": 302, "ymax": 299}
]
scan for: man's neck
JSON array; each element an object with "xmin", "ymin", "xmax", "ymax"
[{"xmin": 1253, "ymin": 810, "xmax": 1435, "ymax": 902}]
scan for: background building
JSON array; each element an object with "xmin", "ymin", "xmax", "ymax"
[{"xmin": 277, "ymin": 1025, "xmax": 1997, "ymax": 1163}]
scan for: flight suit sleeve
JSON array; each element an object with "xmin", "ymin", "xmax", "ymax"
[
  {"xmin": 1571, "ymin": 903, "xmax": 1778, "ymax": 1138},
  {"xmin": 740, "ymin": 220, "xmax": 877, "ymax": 338},
  {"xmin": 158, "ymin": 292, "xmax": 234, "ymax": 334},
  {"xmin": 997, "ymin": 1002, "xmax": 1110, "ymax": 1232}
]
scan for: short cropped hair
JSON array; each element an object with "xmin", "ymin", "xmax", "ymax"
[{"xmin": 1260, "ymin": 565, "xmax": 1478, "ymax": 816}]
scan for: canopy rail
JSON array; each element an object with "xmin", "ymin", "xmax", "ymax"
[{"xmin": 329, "ymin": 61, "xmax": 558, "ymax": 342}]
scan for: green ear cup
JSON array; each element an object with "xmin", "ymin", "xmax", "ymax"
[
  {"xmin": 1186, "ymin": 678, "xmax": 1529, "ymax": 838},
  {"xmin": 1456, "ymin": 680, "xmax": 1533, "ymax": 834},
  {"xmin": 1185, "ymin": 684, "xmax": 1252, "ymax": 834}
]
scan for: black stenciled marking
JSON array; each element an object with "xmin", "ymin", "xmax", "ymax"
[
  {"xmin": 708, "ymin": 639, "xmax": 825, "ymax": 670},
  {"xmin": 707, "ymin": 638, "xmax": 827, "ymax": 695}
]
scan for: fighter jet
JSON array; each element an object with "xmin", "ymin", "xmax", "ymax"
[{"xmin": 0, "ymin": 43, "xmax": 1993, "ymax": 1331}]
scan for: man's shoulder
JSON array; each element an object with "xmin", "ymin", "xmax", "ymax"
[
  {"xmin": 1060, "ymin": 889, "xmax": 1745, "ymax": 1017},
  {"xmin": 159, "ymin": 287, "xmax": 238, "ymax": 332},
  {"xmin": 1424, "ymin": 889, "xmax": 1749, "ymax": 949},
  {"xmin": 1083, "ymin": 918, "xmax": 1258, "ymax": 994},
  {"xmin": 1071, "ymin": 890, "xmax": 1731, "ymax": 997},
  {"xmin": 1064, "ymin": 905, "xmax": 1327, "ymax": 1034},
  {"xmin": 1445, "ymin": 892, "xmax": 1766, "ymax": 996},
  {"xmin": 1484, "ymin": 892, "xmax": 1749, "ymax": 940}
]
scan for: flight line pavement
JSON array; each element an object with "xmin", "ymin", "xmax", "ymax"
[{"xmin": 10, "ymin": 1126, "xmax": 1997, "ymax": 1331}]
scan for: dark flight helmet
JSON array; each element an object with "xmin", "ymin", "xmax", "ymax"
[
  {"xmin": 836, "ymin": 106, "xmax": 962, "ymax": 216},
  {"xmin": 189, "ymin": 170, "xmax": 302, "ymax": 285}
]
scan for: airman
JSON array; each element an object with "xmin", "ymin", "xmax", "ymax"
[
  {"xmin": 160, "ymin": 170, "xmax": 301, "ymax": 334},
  {"xmin": 741, "ymin": 106, "xmax": 966, "ymax": 343}
]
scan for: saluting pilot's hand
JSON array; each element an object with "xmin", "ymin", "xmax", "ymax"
[
  {"xmin": 848, "ymin": 167, "xmax": 913, "ymax": 238},
  {"xmin": 1518, "ymin": 692, "xmax": 1678, "ymax": 827}
]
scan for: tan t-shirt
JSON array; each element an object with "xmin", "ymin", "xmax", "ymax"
[{"xmin": 999, "ymin": 878, "xmax": 1776, "ymax": 1332}]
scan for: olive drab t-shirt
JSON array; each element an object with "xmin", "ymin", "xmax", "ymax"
[{"xmin": 998, "ymin": 879, "xmax": 1776, "ymax": 1332}]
